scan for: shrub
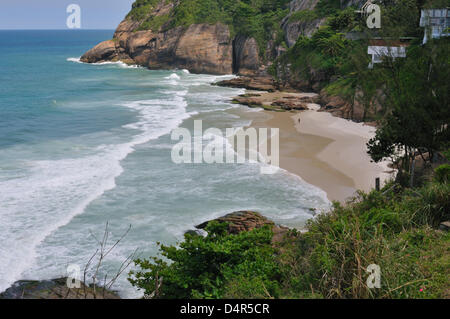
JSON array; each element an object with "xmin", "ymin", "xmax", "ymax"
[
  {"xmin": 128, "ymin": 222, "xmax": 281, "ymax": 299},
  {"xmin": 434, "ymin": 164, "xmax": 450, "ymax": 184}
]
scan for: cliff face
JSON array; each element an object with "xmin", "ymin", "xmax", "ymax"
[
  {"xmin": 81, "ymin": 1, "xmax": 237, "ymax": 74},
  {"xmin": 281, "ymin": 0, "xmax": 325, "ymax": 48},
  {"xmin": 232, "ymin": 35, "xmax": 261, "ymax": 75},
  {"xmin": 81, "ymin": 0, "xmax": 361, "ymax": 76},
  {"xmin": 81, "ymin": 0, "xmax": 325, "ymax": 75},
  {"xmin": 81, "ymin": 21, "xmax": 234, "ymax": 74}
]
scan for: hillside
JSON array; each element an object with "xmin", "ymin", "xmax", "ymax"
[{"xmin": 80, "ymin": 0, "xmax": 365, "ymax": 75}]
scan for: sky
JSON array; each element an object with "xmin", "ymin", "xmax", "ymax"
[{"xmin": 0, "ymin": 0, "xmax": 136, "ymax": 29}]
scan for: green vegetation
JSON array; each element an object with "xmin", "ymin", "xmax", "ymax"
[
  {"xmin": 127, "ymin": 0, "xmax": 162, "ymax": 21},
  {"xmin": 271, "ymin": 24, "xmax": 355, "ymax": 90},
  {"xmin": 127, "ymin": 0, "xmax": 291, "ymax": 58},
  {"xmin": 367, "ymin": 38, "xmax": 450, "ymax": 170},
  {"xmin": 288, "ymin": 10, "xmax": 319, "ymax": 23},
  {"xmin": 129, "ymin": 222, "xmax": 281, "ymax": 298},
  {"xmin": 138, "ymin": 13, "xmax": 171, "ymax": 31},
  {"xmin": 424, "ymin": 0, "xmax": 450, "ymax": 8},
  {"xmin": 269, "ymin": 3, "xmax": 366, "ymax": 89},
  {"xmin": 129, "ymin": 176, "xmax": 450, "ymax": 299},
  {"xmin": 315, "ymin": 0, "xmax": 341, "ymax": 17},
  {"xmin": 169, "ymin": 0, "xmax": 291, "ymax": 58}
]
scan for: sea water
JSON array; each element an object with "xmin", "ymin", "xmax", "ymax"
[{"xmin": 0, "ymin": 30, "xmax": 330, "ymax": 298}]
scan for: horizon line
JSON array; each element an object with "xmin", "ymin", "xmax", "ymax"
[{"xmin": 0, "ymin": 28, "xmax": 116, "ymax": 31}]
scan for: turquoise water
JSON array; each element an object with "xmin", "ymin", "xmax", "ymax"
[{"xmin": 0, "ymin": 30, "xmax": 330, "ymax": 297}]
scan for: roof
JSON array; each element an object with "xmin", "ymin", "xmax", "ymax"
[{"xmin": 367, "ymin": 46, "xmax": 407, "ymax": 56}]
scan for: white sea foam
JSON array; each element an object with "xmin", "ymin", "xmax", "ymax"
[
  {"xmin": 0, "ymin": 87, "xmax": 190, "ymax": 293},
  {"xmin": 66, "ymin": 57, "xmax": 141, "ymax": 69},
  {"xmin": 166, "ymin": 73, "xmax": 181, "ymax": 80},
  {"xmin": 66, "ymin": 57, "xmax": 83, "ymax": 63}
]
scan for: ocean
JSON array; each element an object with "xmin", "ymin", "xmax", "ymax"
[{"xmin": 0, "ymin": 30, "xmax": 330, "ymax": 298}]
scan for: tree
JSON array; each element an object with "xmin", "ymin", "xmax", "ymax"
[{"xmin": 367, "ymin": 38, "xmax": 450, "ymax": 172}]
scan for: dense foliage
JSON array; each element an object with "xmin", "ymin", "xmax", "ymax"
[
  {"xmin": 129, "ymin": 175, "xmax": 450, "ymax": 299},
  {"xmin": 129, "ymin": 222, "xmax": 281, "ymax": 298},
  {"xmin": 367, "ymin": 38, "xmax": 450, "ymax": 166}
]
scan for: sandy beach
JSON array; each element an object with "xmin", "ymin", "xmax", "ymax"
[{"xmin": 245, "ymin": 97, "xmax": 395, "ymax": 203}]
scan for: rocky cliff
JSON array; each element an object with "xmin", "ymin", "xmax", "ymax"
[
  {"xmin": 281, "ymin": 0, "xmax": 326, "ymax": 47},
  {"xmin": 194, "ymin": 211, "xmax": 290, "ymax": 243},
  {"xmin": 81, "ymin": 0, "xmax": 329, "ymax": 76},
  {"xmin": 0, "ymin": 278, "xmax": 120, "ymax": 299},
  {"xmin": 82, "ymin": 22, "xmax": 234, "ymax": 74},
  {"xmin": 81, "ymin": 0, "xmax": 377, "ymax": 124},
  {"xmin": 82, "ymin": 1, "xmax": 236, "ymax": 74}
]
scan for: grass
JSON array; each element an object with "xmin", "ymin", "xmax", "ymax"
[
  {"xmin": 277, "ymin": 180, "xmax": 450, "ymax": 299},
  {"xmin": 137, "ymin": 13, "xmax": 171, "ymax": 31}
]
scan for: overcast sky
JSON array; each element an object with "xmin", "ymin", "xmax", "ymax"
[{"xmin": 0, "ymin": 0, "xmax": 136, "ymax": 29}]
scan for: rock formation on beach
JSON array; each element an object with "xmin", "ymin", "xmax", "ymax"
[
  {"xmin": 231, "ymin": 91, "xmax": 319, "ymax": 111},
  {"xmin": 195, "ymin": 210, "xmax": 290, "ymax": 243}
]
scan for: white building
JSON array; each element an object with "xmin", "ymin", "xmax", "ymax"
[
  {"xmin": 420, "ymin": 8, "xmax": 450, "ymax": 44},
  {"xmin": 367, "ymin": 40, "xmax": 408, "ymax": 68}
]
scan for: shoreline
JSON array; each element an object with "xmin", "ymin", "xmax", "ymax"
[{"xmin": 243, "ymin": 94, "xmax": 395, "ymax": 203}]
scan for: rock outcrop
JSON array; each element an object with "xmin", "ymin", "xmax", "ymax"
[
  {"xmin": 81, "ymin": 0, "xmax": 264, "ymax": 75},
  {"xmin": 0, "ymin": 278, "xmax": 120, "ymax": 299},
  {"xmin": 81, "ymin": 22, "xmax": 233, "ymax": 74},
  {"xmin": 214, "ymin": 76, "xmax": 277, "ymax": 91},
  {"xmin": 195, "ymin": 211, "xmax": 290, "ymax": 242},
  {"xmin": 319, "ymin": 88, "xmax": 384, "ymax": 122},
  {"xmin": 196, "ymin": 211, "xmax": 276, "ymax": 234},
  {"xmin": 233, "ymin": 35, "xmax": 262, "ymax": 75},
  {"xmin": 231, "ymin": 91, "xmax": 319, "ymax": 112},
  {"xmin": 281, "ymin": 0, "xmax": 325, "ymax": 48},
  {"xmin": 81, "ymin": 40, "xmax": 119, "ymax": 63},
  {"xmin": 439, "ymin": 221, "xmax": 450, "ymax": 231},
  {"xmin": 80, "ymin": 0, "xmax": 361, "ymax": 77},
  {"xmin": 80, "ymin": 1, "xmax": 282, "ymax": 75}
]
